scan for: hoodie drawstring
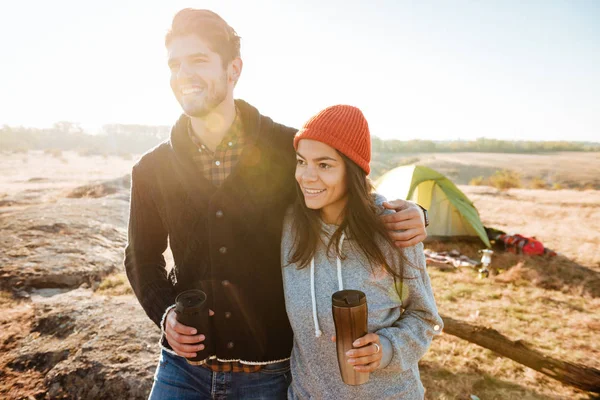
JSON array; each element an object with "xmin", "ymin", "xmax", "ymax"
[{"xmin": 310, "ymin": 232, "xmax": 345, "ymax": 338}]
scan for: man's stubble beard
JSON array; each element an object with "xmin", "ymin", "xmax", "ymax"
[{"xmin": 183, "ymin": 71, "xmax": 229, "ymax": 118}]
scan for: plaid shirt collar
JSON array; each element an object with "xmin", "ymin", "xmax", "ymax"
[{"xmin": 187, "ymin": 109, "xmax": 246, "ymax": 186}]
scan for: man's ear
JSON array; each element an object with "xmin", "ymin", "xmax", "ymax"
[{"xmin": 230, "ymin": 57, "xmax": 243, "ymax": 86}]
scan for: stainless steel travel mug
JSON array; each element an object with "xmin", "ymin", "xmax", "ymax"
[{"xmin": 332, "ymin": 289, "xmax": 369, "ymax": 385}]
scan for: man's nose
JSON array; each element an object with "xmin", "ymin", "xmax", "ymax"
[{"xmin": 177, "ymin": 62, "xmax": 194, "ymax": 80}]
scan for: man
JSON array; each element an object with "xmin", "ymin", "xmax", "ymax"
[{"xmin": 125, "ymin": 8, "xmax": 428, "ymax": 400}]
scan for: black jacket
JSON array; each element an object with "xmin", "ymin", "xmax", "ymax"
[{"xmin": 124, "ymin": 100, "xmax": 297, "ymax": 363}]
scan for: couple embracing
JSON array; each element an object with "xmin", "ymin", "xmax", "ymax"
[{"xmin": 125, "ymin": 8, "xmax": 442, "ymax": 400}]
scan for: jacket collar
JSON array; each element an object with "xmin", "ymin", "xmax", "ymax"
[{"xmin": 169, "ymin": 99, "xmax": 261, "ymax": 162}]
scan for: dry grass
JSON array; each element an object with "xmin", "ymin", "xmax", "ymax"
[
  {"xmin": 419, "ymin": 185, "xmax": 600, "ymax": 399},
  {"xmin": 422, "ymin": 257, "xmax": 599, "ymax": 399},
  {"xmin": 0, "ymin": 290, "xmax": 15, "ymax": 307},
  {"xmin": 96, "ymin": 273, "xmax": 133, "ymax": 296},
  {"xmin": 529, "ymin": 177, "xmax": 548, "ymax": 189},
  {"xmin": 469, "ymin": 176, "xmax": 486, "ymax": 186}
]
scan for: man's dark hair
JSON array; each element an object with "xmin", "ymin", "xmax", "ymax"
[{"xmin": 165, "ymin": 8, "xmax": 241, "ymax": 66}]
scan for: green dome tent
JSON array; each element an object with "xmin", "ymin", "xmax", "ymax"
[{"xmin": 375, "ymin": 165, "xmax": 490, "ymax": 247}]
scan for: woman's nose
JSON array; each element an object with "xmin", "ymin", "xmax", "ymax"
[{"xmin": 302, "ymin": 167, "xmax": 318, "ymax": 182}]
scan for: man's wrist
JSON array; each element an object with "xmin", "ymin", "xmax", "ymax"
[{"xmin": 417, "ymin": 204, "xmax": 429, "ymax": 227}]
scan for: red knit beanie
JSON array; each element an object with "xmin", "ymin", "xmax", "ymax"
[{"xmin": 293, "ymin": 105, "xmax": 371, "ymax": 175}]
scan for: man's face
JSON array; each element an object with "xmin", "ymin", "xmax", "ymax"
[{"xmin": 167, "ymin": 35, "xmax": 230, "ymax": 117}]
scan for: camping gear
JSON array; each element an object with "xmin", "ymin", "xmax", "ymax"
[
  {"xmin": 332, "ymin": 290, "xmax": 369, "ymax": 386},
  {"xmin": 424, "ymin": 249, "xmax": 480, "ymax": 268},
  {"xmin": 479, "ymin": 249, "xmax": 494, "ymax": 278},
  {"xmin": 498, "ymin": 234, "xmax": 545, "ymax": 256},
  {"xmin": 479, "ymin": 249, "xmax": 494, "ymax": 267},
  {"xmin": 375, "ymin": 165, "xmax": 491, "ymax": 247},
  {"xmin": 487, "ymin": 228, "xmax": 556, "ymax": 256}
]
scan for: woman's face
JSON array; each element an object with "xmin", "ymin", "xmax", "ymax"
[{"xmin": 295, "ymin": 139, "xmax": 348, "ymax": 224}]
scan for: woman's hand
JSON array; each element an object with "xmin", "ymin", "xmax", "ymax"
[
  {"xmin": 164, "ymin": 308, "xmax": 213, "ymax": 358},
  {"xmin": 332, "ymin": 333, "xmax": 383, "ymax": 372}
]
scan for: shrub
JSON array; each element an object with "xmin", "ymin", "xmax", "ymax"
[
  {"xmin": 489, "ymin": 170, "xmax": 521, "ymax": 190},
  {"xmin": 469, "ymin": 176, "xmax": 486, "ymax": 186},
  {"xmin": 529, "ymin": 177, "xmax": 548, "ymax": 189}
]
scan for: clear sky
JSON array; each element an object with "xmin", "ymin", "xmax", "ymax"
[{"xmin": 1, "ymin": 0, "xmax": 599, "ymax": 141}]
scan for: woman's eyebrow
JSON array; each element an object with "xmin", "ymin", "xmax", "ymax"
[{"xmin": 296, "ymin": 152, "xmax": 337, "ymax": 162}]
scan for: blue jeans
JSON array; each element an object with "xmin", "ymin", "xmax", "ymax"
[{"xmin": 148, "ymin": 350, "xmax": 291, "ymax": 400}]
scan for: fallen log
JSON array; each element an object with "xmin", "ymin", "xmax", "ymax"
[{"xmin": 440, "ymin": 314, "xmax": 600, "ymax": 394}]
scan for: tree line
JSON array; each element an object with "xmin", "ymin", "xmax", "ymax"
[
  {"xmin": 0, "ymin": 122, "xmax": 170, "ymax": 154},
  {"xmin": 1, "ymin": 122, "xmax": 598, "ymax": 154},
  {"xmin": 371, "ymin": 137, "xmax": 600, "ymax": 153}
]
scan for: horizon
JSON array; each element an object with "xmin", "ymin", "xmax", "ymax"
[
  {"xmin": 4, "ymin": 122, "xmax": 600, "ymax": 145},
  {"xmin": 1, "ymin": 0, "xmax": 599, "ymax": 142}
]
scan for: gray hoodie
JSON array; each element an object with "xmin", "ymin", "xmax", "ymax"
[{"xmin": 281, "ymin": 195, "xmax": 443, "ymax": 400}]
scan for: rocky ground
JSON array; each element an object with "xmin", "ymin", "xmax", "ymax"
[{"xmin": 0, "ymin": 170, "xmax": 162, "ymax": 399}]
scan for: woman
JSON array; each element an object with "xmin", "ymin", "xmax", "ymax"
[{"xmin": 281, "ymin": 105, "xmax": 443, "ymax": 399}]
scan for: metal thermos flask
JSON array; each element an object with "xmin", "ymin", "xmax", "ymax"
[
  {"xmin": 175, "ymin": 289, "xmax": 212, "ymax": 365},
  {"xmin": 332, "ymin": 289, "xmax": 369, "ymax": 385}
]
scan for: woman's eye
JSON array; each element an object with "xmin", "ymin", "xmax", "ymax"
[
  {"xmin": 296, "ymin": 159, "xmax": 305, "ymax": 165},
  {"xmin": 319, "ymin": 163, "xmax": 331, "ymax": 169}
]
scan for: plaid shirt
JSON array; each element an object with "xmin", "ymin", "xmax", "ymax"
[
  {"xmin": 188, "ymin": 111, "xmax": 263, "ymax": 373},
  {"xmin": 188, "ymin": 111, "xmax": 246, "ymax": 187}
]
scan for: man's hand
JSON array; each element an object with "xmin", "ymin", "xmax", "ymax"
[
  {"xmin": 380, "ymin": 200, "xmax": 427, "ymax": 247},
  {"xmin": 164, "ymin": 308, "xmax": 213, "ymax": 358}
]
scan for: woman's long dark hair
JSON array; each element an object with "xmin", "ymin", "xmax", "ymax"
[{"xmin": 289, "ymin": 152, "xmax": 409, "ymax": 279}]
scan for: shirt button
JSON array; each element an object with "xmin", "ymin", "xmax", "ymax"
[
  {"xmin": 219, "ymin": 246, "xmax": 227, "ymax": 254},
  {"xmin": 197, "ymin": 148, "xmax": 202, "ymax": 153},
  {"xmin": 221, "ymin": 280, "xmax": 230, "ymax": 287},
  {"xmin": 434, "ymin": 325, "xmax": 441, "ymax": 332},
  {"xmin": 224, "ymin": 312, "xmax": 232, "ymax": 319},
  {"xmin": 228, "ymin": 141, "xmax": 233, "ymax": 147},
  {"xmin": 216, "ymin": 210, "xmax": 224, "ymax": 218},
  {"xmin": 227, "ymin": 341, "xmax": 235, "ymax": 349},
  {"xmin": 215, "ymin": 160, "xmax": 221, "ymax": 166}
]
